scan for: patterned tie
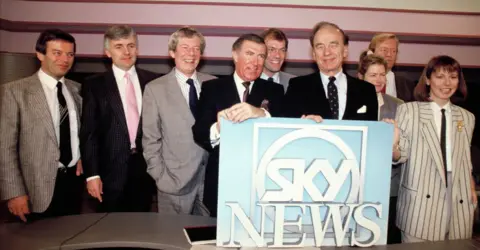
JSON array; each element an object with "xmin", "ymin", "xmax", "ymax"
[
  {"xmin": 125, "ymin": 73, "xmax": 139, "ymax": 147},
  {"xmin": 267, "ymin": 77, "xmax": 274, "ymax": 82},
  {"xmin": 57, "ymin": 82, "xmax": 72, "ymax": 167},
  {"xmin": 327, "ymin": 76, "xmax": 339, "ymax": 119},
  {"xmin": 242, "ymin": 81, "xmax": 251, "ymax": 102},
  {"xmin": 440, "ymin": 108, "xmax": 448, "ymax": 187},
  {"xmin": 186, "ymin": 78, "xmax": 198, "ymax": 118}
]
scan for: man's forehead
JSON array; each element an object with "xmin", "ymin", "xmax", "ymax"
[{"xmin": 241, "ymin": 41, "xmax": 266, "ymax": 51}]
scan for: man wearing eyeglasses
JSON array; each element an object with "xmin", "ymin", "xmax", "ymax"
[{"xmin": 259, "ymin": 28, "xmax": 295, "ymax": 93}]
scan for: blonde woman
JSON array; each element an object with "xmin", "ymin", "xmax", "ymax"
[{"xmin": 358, "ymin": 51, "xmax": 403, "ymax": 244}]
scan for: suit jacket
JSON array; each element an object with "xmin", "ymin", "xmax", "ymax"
[
  {"xmin": 278, "ymin": 71, "xmax": 296, "ymax": 93},
  {"xmin": 395, "ymin": 102, "xmax": 475, "ymax": 241},
  {"xmin": 192, "ymin": 76, "xmax": 284, "ymax": 216},
  {"xmin": 0, "ymin": 73, "xmax": 82, "ymax": 212},
  {"xmin": 283, "ymin": 72, "xmax": 378, "ymax": 121},
  {"xmin": 80, "ymin": 67, "xmax": 158, "ymax": 192},
  {"xmin": 379, "ymin": 94, "xmax": 404, "ymax": 197},
  {"xmin": 394, "ymin": 74, "xmax": 416, "ymax": 102},
  {"xmin": 142, "ymin": 70, "xmax": 216, "ymax": 215}
]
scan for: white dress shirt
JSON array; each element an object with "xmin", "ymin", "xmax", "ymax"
[
  {"xmin": 38, "ymin": 69, "xmax": 80, "ymax": 168},
  {"xmin": 431, "ymin": 101, "xmax": 452, "ymax": 172},
  {"xmin": 386, "ymin": 71, "xmax": 397, "ymax": 98},
  {"xmin": 319, "ymin": 71, "xmax": 347, "ymax": 120},
  {"xmin": 175, "ymin": 68, "xmax": 201, "ymax": 105},
  {"xmin": 209, "ymin": 72, "xmax": 270, "ymax": 147},
  {"xmin": 260, "ymin": 72, "xmax": 280, "ymax": 83}
]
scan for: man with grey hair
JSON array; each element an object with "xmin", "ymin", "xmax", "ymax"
[
  {"xmin": 142, "ymin": 26, "xmax": 216, "ymax": 215},
  {"xmin": 80, "ymin": 24, "xmax": 158, "ymax": 212},
  {"xmin": 192, "ymin": 33, "xmax": 284, "ymax": 217}
]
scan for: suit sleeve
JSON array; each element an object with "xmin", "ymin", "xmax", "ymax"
[
  {"xmin": 394, "ymin": 104, "xmax": 412, "ymax": 164},
  {"xmin": 141, "ymin": 84, "xmax": 165, "ymax": 187},
  {"xmin": 79, "ymin": 80, "xmax": 100, "ymax": 178},
  {"xmin": 0, "ymin": 84, "xmax": 26, "ymax": 200},
  {"xmin": 282, "ymin": 78, "xmax": 304, "ymax": 118},
  {"xmin": 192, "ymin": 81, "xmax": 218, "ymax": 152}
]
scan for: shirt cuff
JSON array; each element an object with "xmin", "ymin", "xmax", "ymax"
[
  {"xmin": 210, "ymin": 123, "xmax": 220, "ymax": 148},
  {"xmin": 86, "ymin": 175, "xmax": 100, "ymax": 182},
  {"xmin": 262, "ymin": 108, "xmax": 271, "ymax": 118}
]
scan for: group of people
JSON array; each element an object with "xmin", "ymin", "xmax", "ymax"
[{"xmin": 0, "ymin": 20, "xmax": 476, "ymax": 245}]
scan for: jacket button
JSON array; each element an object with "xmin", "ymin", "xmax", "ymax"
[
  {"xmin": 426, "ymin": 194, "xmax": 431, "ymax": 198},
  {"xmin": 460, "ymin": 200, "xmax": 464, "ymax": 204}
]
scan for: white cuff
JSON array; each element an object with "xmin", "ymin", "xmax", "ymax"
[
  {"xmin": 86, "ymin": 175, "xmax": 100, "ymax": 182},
  {"xmin": 210, "ymin": 123, "xmax": 220, "ymax": 148},
  {"xmin": 262, "ymin": 108, "xmax": 271, "ymax": 118}
]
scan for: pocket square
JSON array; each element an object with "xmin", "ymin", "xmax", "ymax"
[
  {"xmin": 357, "ymin": 105, "xmax": 367, "ymax": 114},
  {"xmin": 260, "ymin": 99, "xmax": 270, "ymax": 111}
]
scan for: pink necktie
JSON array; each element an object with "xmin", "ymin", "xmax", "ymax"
[{"xmin": 125, "ymin": 72, "xmax": 139, "ymax": 147}]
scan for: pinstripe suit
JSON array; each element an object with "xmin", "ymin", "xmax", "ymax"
[
  {"xmin": 0, "ymin": 73, "xmax": 82, "ymax": 213},
  {"xmin": 395, "ymin": 101, "xmax": 475, "ymax": 241}
]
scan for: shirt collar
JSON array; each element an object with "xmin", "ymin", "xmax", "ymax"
[
  {"xmin": 38, "ymin": 69, "xmax": 65, "ymax": 90},
  {"xmin": 319, "ymin": 70, "xmax": 346, "ymax": 94},
  {"xmin": 175, "ymin": 68, "xmax": 198, "ymax": 84},
  {"xmin": 431, "ymin": 101, "xmax": 451, "ymax": 114},
  {"xmin": 261, "ymin": 71, "xmax": 279, "ymax": 83},
  {"xmin": 112, "ymin": 64, "xmax": 137, "ymax": 80}
]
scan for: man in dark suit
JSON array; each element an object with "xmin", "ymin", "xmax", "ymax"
[
  {"xmin": 80, "ymin": 25, "xmax": 158, "ymax": 212},
  {"xmin": 369, "ymin": 33, "xmax": 416, "ymax": 102},
  {"xmin": 283, "ymin": 22, "xmax": 378, "ymax": 121},
  {"xmin": 192, "ymin": 34, "xmax": 284, "ymax": 217}
]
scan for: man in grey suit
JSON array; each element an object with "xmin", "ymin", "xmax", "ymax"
[
  {"xmin": 260, "ymin": 28, "xmax": 295, "ymax": 93},
  {"xmin": 0, "ymin": 29, "xmax": 84, "ymax": 222},
  {"xmin": 142, "ymin": 27, "xmax": 216, "ymax": 215}
]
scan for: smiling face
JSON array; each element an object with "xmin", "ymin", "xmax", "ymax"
[
  {"xmin": 105, "ymin": 35, "xmax": 138, "ymax": 71},
  {"xmin": 233, "ymin": 40, "xmax": 267, "ymax": 82},
  {"xmin": 361, "ymin": 64, "xmax": 387, "ymax": 93},
  {"xmin": 263, "ymin": 37, "xmax": 286, "ymax": 76},
  {"xmin": 169, "ymin": 36, "xmax": 202, "ymax": 77},
  {"xmin": 36, "ymin": 40, "xmax": 75, "ymax": 80},
  {"xmin": 312, "ymin": 25, "xmax": 348, "ymax": 76},
  {"xmin": 428, "ymin": 67, "xmax": 459, "ymax": 106},
  {"xmin": 374, "ymin": 38, "xmax": 398, "ymax": 71}
]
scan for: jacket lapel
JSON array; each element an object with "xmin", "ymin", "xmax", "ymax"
[
  {"xmin": 26, "ymin": 74, "xmax": 57, "ymax": 144},
  {"xmin": 312, "ymin": 73, "xmax": 333, "ymax": 118},
  {"xmin": 226, "ymin": 75, "xmax": 241, "ymax": 105},
  {"xmin": 419, "ymin": 102, "xmax": 447, "ymax": 186},
  {"xmin": 247, "ymin": 79, "xmax": 266, "ymax": 107},
  {"xmin": 450, "ymin": 105, "xmax": 464, "ymax": 185},
  {"xmin": 165, "ymin": 70, "xmax": 195, "ymax": 124},
  {"xmin": 105, "ymin": 69, "xmax": 129, "ymax": 136},
  {"xmin": 64, "ymin": 80, "xmax": 81, "ymax": 131}
]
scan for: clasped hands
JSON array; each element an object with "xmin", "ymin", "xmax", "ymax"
[{"xmin": 216, "ymin": 103, "xmax": 267, "ymax": 131}]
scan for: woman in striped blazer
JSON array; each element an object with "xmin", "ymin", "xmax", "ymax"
[
  {"xmin": 357, "ymin": 51, "xmax": 404, "ymax": 244},
  {"xmin": 391, "ymin": 55, "xmax": 476, "ymax": 243}
]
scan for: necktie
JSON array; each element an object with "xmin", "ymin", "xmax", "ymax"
[
  {"xmin": 57, "ymin": 82, "xmax": 72, "ymax": 167},
  {"xmin": 125, "ymin": 73, "xmax": 139, "ymax": 147},
  {"xmin": 327, "ymin": 76, "xmax": 339, "ymax": 119},
  {"xmin": 267, "ymin": 77, "xmax": 274, "ymax": 82},
  {"xmin": 186, "ymin": 78, "xmax": 198, "ymax": 118},
  {"xmin": 440, "ymin": 108, "xmax": 448, "ymax": 187},
  {"xmin": 242, "ymin": 81, "xmax": 251, "ymax": 102}
]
